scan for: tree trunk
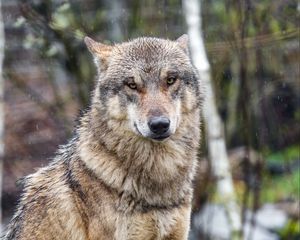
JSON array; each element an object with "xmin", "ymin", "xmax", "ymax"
[
  {"xmin": 182, "ymin": 0, "xmax": 242, "ymax": 237},
  {"xmin": 106, "ymin": 0, "xmax": 124, "ymax": 42},
  {"xmin": 0, "ymin": 0, "xmax": 5, "ymax": 229}
]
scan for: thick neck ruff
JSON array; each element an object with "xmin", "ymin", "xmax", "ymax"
[{"xmin": 77, "ymin": 108, "xmax": 200, "ymax": 212}]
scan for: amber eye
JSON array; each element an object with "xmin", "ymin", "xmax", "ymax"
[
  {"xmin": 124, "ymin": 77, "xmax": 138, "ymax": 90},
  {"xmin": 127, "ymin": 82, "xmax": 137, "ymax": 90},
  {"xmin": 166, "ymin": 76, "xmax": 177, "ymax": 86}
]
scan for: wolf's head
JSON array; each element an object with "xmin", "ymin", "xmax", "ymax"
[{"xmin": 85, "ymin": 35, "xmax": 201, "ymax": 142}]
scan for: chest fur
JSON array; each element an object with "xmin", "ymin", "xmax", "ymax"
[{"xmin": 113, "ymin": 208, "xmax": 187, "ymax": 240}]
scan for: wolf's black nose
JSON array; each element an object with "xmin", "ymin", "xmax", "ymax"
[{"xmin": 148, "ymin": 117, "xmax": 170, "ymax": 135}]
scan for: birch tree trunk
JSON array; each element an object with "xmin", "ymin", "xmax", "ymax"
[
  {"xmin": 0, "ymin": 0, "xmax": 5, "ymax": 230},
  {"xmin": 182, "ymin": 0, "xmax": 242, "ymax": 237}
]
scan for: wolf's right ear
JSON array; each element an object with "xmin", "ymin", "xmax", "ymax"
[
  {"xmin": 84, "ymin": 36, "xmax": 113, "ymax": 72},
  {"xmin": 176, "ymin": 34, "xmax": 189, "ymax": 55}
]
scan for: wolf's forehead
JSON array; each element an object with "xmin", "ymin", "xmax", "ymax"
[
  {"xmin": 116, "ymin": 38, "xmax": 181, "ymax": 65},
  {"xmin": 108, "ymin": 38, "xmax": 191, "ymax": 78}
]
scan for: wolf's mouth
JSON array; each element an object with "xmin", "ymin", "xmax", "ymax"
[{"xmin": 151, "ymin": 134, "xmax": 171, "ymax": 141}]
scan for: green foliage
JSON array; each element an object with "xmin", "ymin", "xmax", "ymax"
[
  {"xmin": 259, "ymin": 145, "xmax": 300, "ymax": 203},
  {"xmin": 261, "ymin": 170, "xmax": 300, "ymax": 203},
  {"xmin": 14, "ymin": 16, "xmax": 26, "ymax": 28},
  {"xmin": 278, "ymin": 219, "xmax": 300, "ymax": 240},
  {"xmin": 51, "ymin": 3, "xmax": 72, "ymax": 30},
  {"xmin": 266, "ymin": 145, "xmax": 300, "ymax": 164}
]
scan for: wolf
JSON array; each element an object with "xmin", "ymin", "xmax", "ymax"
[{"xmin": 3, "ymin": 34, "xmax": 203, "ymax": 240}]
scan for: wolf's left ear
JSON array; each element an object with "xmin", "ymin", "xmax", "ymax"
[
  {"xmin": 84, "ymin": 36, "xmax": 113, "ymax": 72},
  {"xmin": 176, "ymin": 34, "xmax": 189, "ymax": 54}
]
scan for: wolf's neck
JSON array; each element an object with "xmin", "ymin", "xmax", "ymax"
[{"xmin": 77, "ymin": 108, "xmax": 200, "ymax": 208}]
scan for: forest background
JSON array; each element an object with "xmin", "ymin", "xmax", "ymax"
[{"xmin": 0, "ymin": 0, "xmax": 299, "ymax": 239}]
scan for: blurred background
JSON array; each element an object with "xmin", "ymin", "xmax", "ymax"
[{"xmin": 0, "ymin": 0, "xmax": 299, "ymax": 239}]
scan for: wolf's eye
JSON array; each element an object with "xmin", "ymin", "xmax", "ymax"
[
  {"xmin": 127, "ymin": 82, "xmax": 137, "ymax": 90},
  {"xmin": 124, "ymin": 77, "xmax": 138, "ymax": 90},
  {"xmin": 166, "ymin": 76, "xmax": 177, "ymax": 86}
]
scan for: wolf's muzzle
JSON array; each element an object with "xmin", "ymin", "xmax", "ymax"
[{"xmin": 148, "ymin": 117, "xmax": 170, "ymax": 140}]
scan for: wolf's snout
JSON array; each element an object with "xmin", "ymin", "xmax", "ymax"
[{"xmin": 148, "ymin": 117, "xmax": 170, "ymax": 135}]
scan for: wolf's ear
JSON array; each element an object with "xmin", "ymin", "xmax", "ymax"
[
  {"xmin": 176, "ymin": 34, "xmax": 189, "ymax": 54},
  {"xmin": 84, "ymin": 36, "xmax": 113, "ymax": 72}
]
